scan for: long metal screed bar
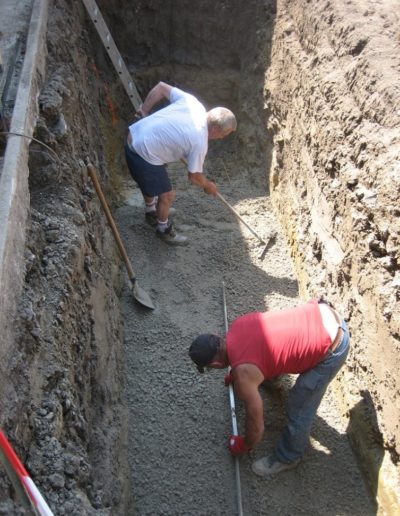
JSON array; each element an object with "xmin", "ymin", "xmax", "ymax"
[{"xmin": 222, "ymin": 281, "xmax": 244, "ymax": 516}]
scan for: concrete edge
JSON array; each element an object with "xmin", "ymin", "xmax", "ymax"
[{"xmin": 0, "ymin": 0, "xmax": 48, "ymax": 382}]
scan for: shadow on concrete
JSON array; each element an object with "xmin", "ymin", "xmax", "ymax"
[
  {"xmin": 240, "ymin": 381, "xmax": 376, "ymax": 515},
  {"xmin": 346, "ymin": 390, "xmax": 386, "ymax": 513}
]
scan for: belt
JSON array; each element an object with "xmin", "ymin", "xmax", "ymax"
[{"xmin": 329, "ymin": 326, "xmax": 343, "ymax": 353}]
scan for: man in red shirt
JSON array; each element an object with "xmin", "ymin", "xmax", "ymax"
[{"xmin": 188, "ymin": 299, "xmax": 350, "ymax": 476}]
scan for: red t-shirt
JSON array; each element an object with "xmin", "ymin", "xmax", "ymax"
[{"xmin": 226, "ymin": 300, "xmax": 331, "ymax": 378}]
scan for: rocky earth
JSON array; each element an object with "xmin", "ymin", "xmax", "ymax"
[
  {"xmin": 264, "ymin": 0, "xmax": 400, "ymax": 504},
  {"xmin": 1, "ymin": 1, "xmax": 131, "ymax": 513},
  {"xmin": 0, "ymin": 0, "xmax": 398, "ymax": 514}
]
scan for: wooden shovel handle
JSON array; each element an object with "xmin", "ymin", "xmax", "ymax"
[
  {"xmin": 216, "ymin": 192, "xmax": 267, "ymax": 246},
  {"xmin": 86, "ymin": 163, "xmax": 135, "ymax": 281}
]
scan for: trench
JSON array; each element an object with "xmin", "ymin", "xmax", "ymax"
[
  {"xmin": 106, "ymin": 3, "xmax": 373, "ymax": 514},
  {"xmin": 0, "ymin": 0, "xmax": 388, "ymax": 514}
]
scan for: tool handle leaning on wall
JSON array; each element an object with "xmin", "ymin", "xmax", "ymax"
[
  {"xmin": 87, "ymin": 163, "xmax": 134, "ymax": 277},
  {"xmin": 86, "ymin": 162, "xmax": 155, "ymax": 310}
]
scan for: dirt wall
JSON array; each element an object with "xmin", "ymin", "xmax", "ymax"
[
  {"xmin": 265, "ymin": 0, "xmax": 400, "ymax": 494},
  {"xmin": 0, "ymin": 1, "xmax": 132, "ymax": 513}
]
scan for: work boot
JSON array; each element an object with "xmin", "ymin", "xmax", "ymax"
[
  {"xmin": 156, "ymin": 222, "xmax": 188, "ymax": 246},
  {"xmin": 252, "ymin": 454, "xmax": 301, "ymax": 477},
  {"xmin": 145, "ymin": 207, "xmax": 177, "ymax": 227}
]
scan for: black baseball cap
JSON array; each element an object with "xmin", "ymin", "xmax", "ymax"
[{"xmin": 189, "ymin": 334, "xmax": 221, "ymax": 373}]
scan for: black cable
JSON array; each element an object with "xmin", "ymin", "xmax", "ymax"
[
  {"xmin": 0, "ymin": 131, "xmax": 61, "ymax": 164},
  {"xmin": 0, "ymin": 131, "xmax": 63, "ymax": 181}
]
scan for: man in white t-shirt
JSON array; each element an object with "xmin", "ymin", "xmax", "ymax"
[{"xmin": 125, "ymin": 81, "xmax": 237, "ymax": 245}]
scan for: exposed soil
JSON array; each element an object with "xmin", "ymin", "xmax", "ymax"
[
  {"xmin": 265, "ymin": 0, "xmax": 400, "ymax": 478},
  {"xmin": 0, "ymin": 0, "xmax": 398, "ymax": 514}
]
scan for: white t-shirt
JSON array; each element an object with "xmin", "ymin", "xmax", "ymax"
[{"xmin": 129, "ymin": 87, "xmax": 208, "ymax": 173}]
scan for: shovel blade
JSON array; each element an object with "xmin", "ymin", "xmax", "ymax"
[{"xmin": 132, "ymin": 281, "xmax": 155, "ymax": 310}]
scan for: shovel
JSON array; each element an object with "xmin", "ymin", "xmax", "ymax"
[{"xmin": 86, "ymin": 163, "xmax": 155, "ymax": 310}]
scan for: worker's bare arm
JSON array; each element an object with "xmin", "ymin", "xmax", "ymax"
[
  {"xmin": 233, "ymin": 364, "xmax": 265, "ymax": 448},
  {"xmin": 138, "ymin": 82, "xmax": 173, "ymax": 117},
  {"xmin": 188, "ymin": 172, "xmax": 217, "ymax": 196}
]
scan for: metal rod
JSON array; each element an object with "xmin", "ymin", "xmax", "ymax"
[
  {"xmin": 222, "ymin": 281, "xmax": 244, "ymax": 516},
  {"xmin": 217, "ymin": 192, "xmax": 268, "ymax": 248}
]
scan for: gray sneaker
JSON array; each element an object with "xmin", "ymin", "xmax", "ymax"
[
  {"xmin": 252, "ymin": 454, "xmax": 301, "ymax": 477},
  {"xmin": 156, "ymin": 223, "xmax": 188, "ymax": 246},
  {"xmin": 145, "ymin": 207, "xmax": 177, "ymax": 227}
]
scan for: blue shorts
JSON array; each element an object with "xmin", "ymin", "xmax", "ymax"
[{"xmin": 124, "ymin": 143, "xmax": 172, "ymax": 197}]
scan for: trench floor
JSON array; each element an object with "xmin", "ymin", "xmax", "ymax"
[{"xmin": 115, "ymin": 155, "xmax": 374, "ymax": 515}]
